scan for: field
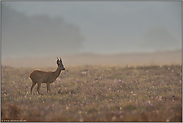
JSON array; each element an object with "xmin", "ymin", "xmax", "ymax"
[{"xmin": 1, "ymin": 64, "xmax": 182, "ymax": 122}]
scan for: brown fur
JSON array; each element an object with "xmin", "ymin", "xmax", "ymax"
[{"xmin": 29, "ymin": 58, "xmax": 65, "ymax": 94}]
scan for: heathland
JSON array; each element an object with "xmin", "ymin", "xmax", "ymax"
[{"xmin": 1, "ymin": 50, "xmax": 182, "ymax": 122}]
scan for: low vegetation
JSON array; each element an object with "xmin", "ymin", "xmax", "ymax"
[{"xmin": 1, "ymin": 64, "xmax": 182, "ymax": 122}]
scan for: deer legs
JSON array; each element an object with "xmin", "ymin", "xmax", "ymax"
[
  {"xmin": 30, "ymin": 82, "xmax": 41, "ymax": 94},
  {"xmin": 30, "ymin": 82, "xmax": 36, "ymax": 94},
  {"xmin": 47, "ymin": 83, "xmax": 50, "ymax": 93},
  {"xmin": 30, "ymin": 82, "xmax": 51, "ymax": 94},
  {"xmin": 37, "ymin": 83, "xmax": 41, "ymax": 94}
]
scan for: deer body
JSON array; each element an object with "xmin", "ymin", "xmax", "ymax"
[{"xmin": 30, "ymin": 58, "xmax": 65, "ymax": 94}]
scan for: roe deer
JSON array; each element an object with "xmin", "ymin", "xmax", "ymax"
[{"xmin": 30, "ymin": 58, "xmax": 65, "ymax": 94}]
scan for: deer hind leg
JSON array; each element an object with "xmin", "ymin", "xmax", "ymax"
[
  {"xmin": 37, "ymin": 83, "xmax": 41, "ymax": 94},
  {"xmin": 47, "ymin": 83, "xmax": 50, "ymax": 93},
  {"xmin": 30, "ymin": 82, "xmax": 36, "ymax": 94}
]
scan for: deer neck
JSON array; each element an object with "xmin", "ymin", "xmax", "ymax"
[{"xmin": 53, "ymin": 67, "xmax": 62, "ymax": 79}]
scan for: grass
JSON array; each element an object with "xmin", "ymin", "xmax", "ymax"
[{"xmin": 1, "ymin": 64, "xmax": 182, "ymax": 122}]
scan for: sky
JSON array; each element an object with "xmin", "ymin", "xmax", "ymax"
[{"xmin": 1, "ymin": 1, "xmax": 182, "ymax": 58}]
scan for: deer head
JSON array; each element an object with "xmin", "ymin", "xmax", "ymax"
[{"xmin": 57, "ymin": 57, "xmax": 65, "ymax": 70}]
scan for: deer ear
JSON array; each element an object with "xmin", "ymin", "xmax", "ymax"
[
  {"xmin": 60, "ymin": 57, "xmax": 62, "ymax": 62},
  {"xmin": 57, "ymin": 58, "xmax": 60, "ymax": 64}
]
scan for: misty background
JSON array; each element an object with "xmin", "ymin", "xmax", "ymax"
[{"xmin": 1, "ymin": 1, "xmax": 182, "ymax": 59}]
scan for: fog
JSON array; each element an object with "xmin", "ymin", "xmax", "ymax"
[
  {"xmin": 2, "ymin": 5, "xmax": 84, "ymax": 58},
  {"xmin": 1, "ymin": 1, "xmax": 182, "ymax": 59}
]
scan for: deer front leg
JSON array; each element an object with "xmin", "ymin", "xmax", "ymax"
[{"xmin": 47, "ymin": 83, "xmax": 50, "ymax": 93}]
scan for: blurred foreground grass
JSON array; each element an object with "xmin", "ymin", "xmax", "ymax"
[{"xmin": 1, "ymin": 64, "xmax": 182, "ymax": 122}]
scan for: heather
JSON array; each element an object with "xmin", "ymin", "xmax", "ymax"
[{"xmin": 1, "ymin": 64, "xmax": 182, "ymax": 122}]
